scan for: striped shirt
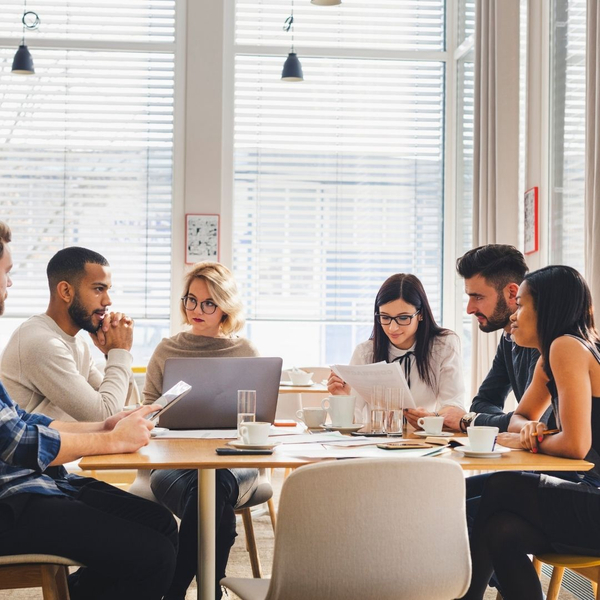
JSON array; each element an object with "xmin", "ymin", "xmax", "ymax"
[{"xmin": 0, "ymin": 381, "xmax": 79, "ymax": 500}]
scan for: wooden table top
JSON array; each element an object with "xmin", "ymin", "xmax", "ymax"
[
  {"xmin": 278, "ymin": 383, "xmax": 329, "ymax": 394},
  {"xmin": 79, "ymin": 436, "xmax": 594, "ymax": 473}
]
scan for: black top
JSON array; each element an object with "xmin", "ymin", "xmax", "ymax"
[
  {"xmin": 470, "ymin": 334, "xmax": 542, "ymax": 431},
  {"xmin": 546, "ymin": 335, "xmax": 600, "ymax": 484}
]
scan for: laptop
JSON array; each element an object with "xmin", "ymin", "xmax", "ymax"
[{"xmin": 158, "ymin": 356, "xmax": 283, "ymax": 429}]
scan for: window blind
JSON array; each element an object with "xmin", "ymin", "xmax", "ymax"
[
  {"xmin": 233, "ymin": 1, "xmax": 446, "ymax": 327},
  {"xmin": 549, "ymin": 0, "xmax": 586, "ymax": 273},
  {"xmin": 0, "ymin": 2, "xmax": 174, "ymax": 321}
]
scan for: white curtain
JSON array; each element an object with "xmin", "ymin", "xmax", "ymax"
[
  {"xmin": 586, "ymin": 1, "xmax": 600, "ymax": 306},
  {"xmin": 471, "ymin": 0, "xmax": 521, "ymax": 393}
]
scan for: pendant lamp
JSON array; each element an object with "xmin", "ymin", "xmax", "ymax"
[
  {"xmin": 281, "ymin": 2, "xmax": 303, "ymax": 81},
  {"xmin": 12, "ymin": 6, "xmax": 40, "ymax": 75}
]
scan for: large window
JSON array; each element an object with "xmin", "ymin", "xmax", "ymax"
[
  {"xmin": 233, "ymin": 0, "xmax": 447, "ymax": 367},
  {"xmin": 549, "ymin": 0, "xmax": 586, "ymax": 272},
  {"xmin": 0, "ymin": 0, "xmax": 175, "ymax": 363}
]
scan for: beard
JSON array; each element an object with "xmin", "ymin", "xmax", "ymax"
[
  {"xmin": 68, "ymin": 292, "xmax": 101, "ymax": 333},
  {"xmin": 476, "ymin": 293, "xmax": 512, "ymax": 333}
]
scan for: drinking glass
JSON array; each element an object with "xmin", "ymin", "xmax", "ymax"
[
  {"xmin": 237, "ymin": 390, "xmax": 256, "ymax": 435},
  {"xmin": 370, "ymin": 385, "xmax": 386, "ymax": 434},
  {"xmin": 384, "ymin": 387, "xmax": 404, "ymax": 436}
]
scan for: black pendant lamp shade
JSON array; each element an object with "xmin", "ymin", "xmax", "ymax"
[
  {"xmin": 311, "ymin": 0, "xmax": 342, "ymax": 4},
  {"xmin": 281, "ymin": 52, "xmax": 303, "ymax": 81},
  {"xmin": 12, "ymin": 43, "xmax": 35, "ymax": 74}
]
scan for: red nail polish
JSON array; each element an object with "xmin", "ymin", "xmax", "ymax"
[
  {"xmin": 532, "ymin": 447, "xmax": 538, "ymax": 453},
  {"xmin": 538, "ymin": 435, "xmax": 543, "ymax": 442}
]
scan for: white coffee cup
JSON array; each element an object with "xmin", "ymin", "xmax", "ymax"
[
  {"xmin": 467, "ymin": 426, "xmax": 499, "ymax": 452},
  {"xmin": 239, "ymin": 421, "xmax": 271, "ymax": 446},
  {"xmin": 296, "ymin": 407, "xmax": 327, "ymax": 428},
  {"xmin": 321, "ymin": 396, "xmax": 356, "ymax": 427},
  {"xmin": 289, "ymin": 370, "xmax": 313, "ymax": 385},
  {"xmin": 417, "ymin": 415, "xmax": 444, "ymax": 435}
]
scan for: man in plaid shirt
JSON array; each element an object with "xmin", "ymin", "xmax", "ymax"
[{"xmin": 0, "ymin": 220, "xmax": 178, "ymax": 600}]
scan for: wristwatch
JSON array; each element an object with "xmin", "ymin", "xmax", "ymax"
[{"xmin": 460, "ymin": 412, "xmax": 477, "ymax": 433}]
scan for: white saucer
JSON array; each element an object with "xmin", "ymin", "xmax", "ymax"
[
  {"xmin": 453, "ymin": 445, "xmax": 510, "ymax": 459},
  {"xmin": 323, "ymin": 424, "xmax": 365, "ymax": 433},
  {"xmin": 413, "ymin": 431, "xmax": 453, "ymax": 438},
  {"xmin": 228, "ymin": 440, "xmax": 279, "ymax": 450},
  {"xmin": 280, "ymin": 380, "xmax": 315, "ymax": 387},
  {"xmin": 151, "ymin": 427, "xmax": 169, "ymax": 437}
]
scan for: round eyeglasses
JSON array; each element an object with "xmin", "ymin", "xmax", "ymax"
[
  {"xmin": 181, "ymin": 296, "xmax": 218, "ymax": 314},
  {"xmin": 375, "ymin": 309, "xmax": 420, "ymax": 327}
]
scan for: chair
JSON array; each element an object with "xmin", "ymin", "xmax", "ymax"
[
  {"xmin": 532, "ymin": 554, "xmax": 600, "ymax": 600},
  {"xmin": 128, "ymin": 468, "xmax": 276, "ymax": 577},
  {"xmin": 0, "ymin": 554, "xmax": 83, "ymax": 600},
  {"xmin": 222, "ymin": 457, "xmax": 471, "ymax": 600}
]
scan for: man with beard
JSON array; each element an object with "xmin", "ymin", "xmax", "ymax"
[
  {"xmin": 1, "ymin": 246, "xmax": 138, "ymax": 421},
  {"xmin": 0, "ymin": 222, "xmax": 178, "ymax": 600}
]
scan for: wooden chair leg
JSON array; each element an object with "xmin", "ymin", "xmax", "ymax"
[
  {"xmin": 532, "ymin": 556, "xmax": 542, "ymax": 576},
  {"xmin": 284, "ymin": 468, "xmax": 293, "ymax": 479},
  {"xmin": 267, "ymin": 497, "xmax": 277, "ymax": 531},
  {"xmin": 54, "ymin": 565, "xmax": 70, "ymax": 599},
  {"xmin": 240, "ymin": 508, "xmax": 262, "ymax": 578},
  {"xmin": 592, "ymin": 579, "xmax": 599, "ymax": 600},
  {"xmin": 39, "ymin": 564, "xmax": 66, "ymax": 600},
  {"xmin": 547, "ymin": 566, "xmax": 565, "ymax": 600}
]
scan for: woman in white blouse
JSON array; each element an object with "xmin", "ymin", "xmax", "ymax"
[{"xmin": 327, "ymin": 273, "xmax": 466, "ymax": 429}]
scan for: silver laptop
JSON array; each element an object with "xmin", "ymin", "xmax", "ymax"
[{"xmin": 159, "ymin": 356, "xmax": 283, "ymax": 429}]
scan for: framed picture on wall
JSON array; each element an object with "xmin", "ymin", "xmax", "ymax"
[
  {"xmin": 524, "ymin": 187, "xmax": 539, "ymax": 255},
  {"xmin": 185, "ymin": 214, "xmax": 220, "ymax": 264}
]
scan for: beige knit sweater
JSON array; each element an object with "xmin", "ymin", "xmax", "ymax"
[{"xmin": 142, "ymin": 332, "xmax": 259, "ymax": 404}]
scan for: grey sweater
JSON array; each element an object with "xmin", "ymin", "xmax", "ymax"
[{"xmin": 143, "ymin": 332, "xmax": 259, "ymax": 403}]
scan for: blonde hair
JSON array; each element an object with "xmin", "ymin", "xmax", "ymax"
[
  {"xmin": 0, "ymin": 221, "xmax": 11, "ymax": 258},
  {"xmin": 181, "ymin": 262, "xmax": 245, "ymax": 336}
]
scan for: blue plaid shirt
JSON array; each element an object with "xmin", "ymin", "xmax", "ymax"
[{"xmin": 0, "ymin": 381, "xmax": 79, "ymax": 500}]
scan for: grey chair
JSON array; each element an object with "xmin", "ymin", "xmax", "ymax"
[
  {"xmin": 222, "ymin": 457, "xmax": 471, "ymax": 600},
  {"xmin": 0, "ymin": 554, "xmax": 83, "ymax": 600}
]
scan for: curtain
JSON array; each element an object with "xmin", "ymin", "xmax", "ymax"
[
  {"xmin": 586, "ymin": 1, "xmax": 600, "ymax": 305},
  {"xmin": 471, "ymin": 0, "xmax": 521, "ymax": 393}
]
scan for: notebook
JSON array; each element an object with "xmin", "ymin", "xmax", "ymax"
[{"xmin": 158, "ymin": 356, "xmax": 283, "ymax": 429}]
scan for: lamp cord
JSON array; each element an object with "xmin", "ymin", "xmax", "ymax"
[
  {"xmin": 21, "ymin": 0, "xmax": 41, "ymax": 44},
  {"xmin": 283, "ymin": 0, "xmax": 295, "ymax": 52}
]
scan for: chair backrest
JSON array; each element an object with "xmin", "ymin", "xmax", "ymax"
[{"xmin": 265, "ymin": 458, "xmax": 471, "ymax": 600}]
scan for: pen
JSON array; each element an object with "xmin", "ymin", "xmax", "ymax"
[
  {"xmin": 424, "ymin": 446, "xmax": 451, "ymax": 457},
  {"xmin": 530, "ymin": 428, "xmax": 560, "ymax": 437}
]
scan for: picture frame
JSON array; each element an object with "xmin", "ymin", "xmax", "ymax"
[
  {"xmin": 524, "ymin": 187, "xmax": 539, "ymax": 255},
  {"xmin": 185, "ymin": 214, "xmax": 220, "ymax": 264}
]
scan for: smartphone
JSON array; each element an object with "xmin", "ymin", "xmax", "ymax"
[
  {"xmin": 215, "ymin": 448, "xmax": 274, "ymax": 455},
  {"xmin": 146, "ymin": 381, "xmax": 192, "ymax": 423},
  {"xmin": 376, "ymin": 441, "xmax": 433, "ymax": 450}
]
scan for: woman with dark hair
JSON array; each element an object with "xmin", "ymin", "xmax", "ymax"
[
  {"xmin": 461, "ymin": 265, "xmax": 600, "ymax": 600},
  {"xmin": 327, "ymin": 273, "xmax": 465, "ymax": 427}
]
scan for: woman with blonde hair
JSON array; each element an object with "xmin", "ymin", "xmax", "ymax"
[{"xmin": 144, "ymin": 261, "xmax": 258, "ymax": 600}]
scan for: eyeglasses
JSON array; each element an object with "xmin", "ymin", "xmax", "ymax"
[
  {"xmin": 181, "ymin": 296, "xmax": 218, "ymax": 314},
  {"xmin": 375, "ymin": 309, "xmax": 421, "ymax": 327}
]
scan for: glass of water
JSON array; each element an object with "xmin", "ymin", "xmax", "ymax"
[
  {"xmin": 384, "ymin": 387, "xmax": 403, "ymax": 436},
  {"xmin": 370, "ymin": 385, "xmax": 386, "ymax": 434},
  {"xmin": 237, "ymin": 390, "xmax": 256, "ymax": 435}
]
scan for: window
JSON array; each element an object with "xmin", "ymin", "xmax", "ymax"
[
  {"xmin": 549, "ymin": 0, "xmax": 586, "ymax": 273},
  {"xmin": 0, "ymin": 0, "xmax": 175, "ymax": 363},
  {"xmin": 232, "ymin": 0, "xmax": 447, "ymax": 366}
]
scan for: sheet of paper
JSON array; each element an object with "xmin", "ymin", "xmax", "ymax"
[
  {"xmin": 331, "ymin": 362, "xmax": 416, "ymax": 408},
  {"xmin": 278, "ymin": 444, "xmax": 438, "ymax": 459}
]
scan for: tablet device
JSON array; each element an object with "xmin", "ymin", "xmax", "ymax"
[{"xmin": 146, "ymin": 381, "xmax": 192, "ymax": 423}]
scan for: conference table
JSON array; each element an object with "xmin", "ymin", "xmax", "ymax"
[{"xmin": 80, "ymin": 436, "xmax": 593, "ymax": 600}]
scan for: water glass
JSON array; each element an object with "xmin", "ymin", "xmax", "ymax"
[
  {"xmin": 370, "ymin": 385, "xmax": 386, "ymax": 434},
  {"xmin": 385, "ymin": 387, "xmax": 404, "ymax": 437},
  {"xmin": 237, "ymin": 390, "xmax": 256, "ymax": 434}
]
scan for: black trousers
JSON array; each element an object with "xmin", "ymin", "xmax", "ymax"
[
  {"xmin": 0, "ymin": 477, "xmax": 178, "ymax": 600},
  {"xmin": 151, "ymin": 468, "xmax": 239, "ymax": 600}
]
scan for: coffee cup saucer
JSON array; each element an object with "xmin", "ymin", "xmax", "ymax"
[
  {"xmin": 413, "ymin": 430, "xmax": 453, "ymax": 438},
  {"xmin": 280, "ymin": 380, "xmax": 315, "ymax": 387},
  {"xmin": 453, "ymin": 444, "xmax": 510, "ymax": 458},
  {"xmin": 323, "ymin": 423, "xmax": 365, "ymax": 433},
  {"xmin": 227, "ymin": 440, "xmax": 279, "ymax": 450}
]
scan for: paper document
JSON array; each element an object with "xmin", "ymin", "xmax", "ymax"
[
  {"xmin": 278, "ymin": 444, "xmax": 440, "ymax": 459},
  {"xmin": 331, "ymin": 362, "xmax": 416, "ymax": 408}
]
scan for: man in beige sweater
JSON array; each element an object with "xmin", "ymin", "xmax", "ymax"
[{"xmin": 1, "ymin": 246, "xmax": 138, "ymax": 421}]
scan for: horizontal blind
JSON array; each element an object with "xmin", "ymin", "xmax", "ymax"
[
  {"xmin": 549, "ymin": 0, "xmax": 586, "ymax": 273},
  {"xmin": 233, "ymin": 54, "xmax": 445, "ymax": 322},
  {"xmin": 0, "ymin": 11, "xmax": 174, "ymax": 319},
  {"xmin": 0, "ymin": 0, "xmax": 175, "ymax": 43},
  {"xmin": 235, "ymin": 0, "xmax": 445, "ymax": 51}
]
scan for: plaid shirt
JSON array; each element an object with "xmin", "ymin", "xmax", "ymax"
[{"xmin": 0, "ymin": 381, "xmax": 78, "ymax": 500}]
